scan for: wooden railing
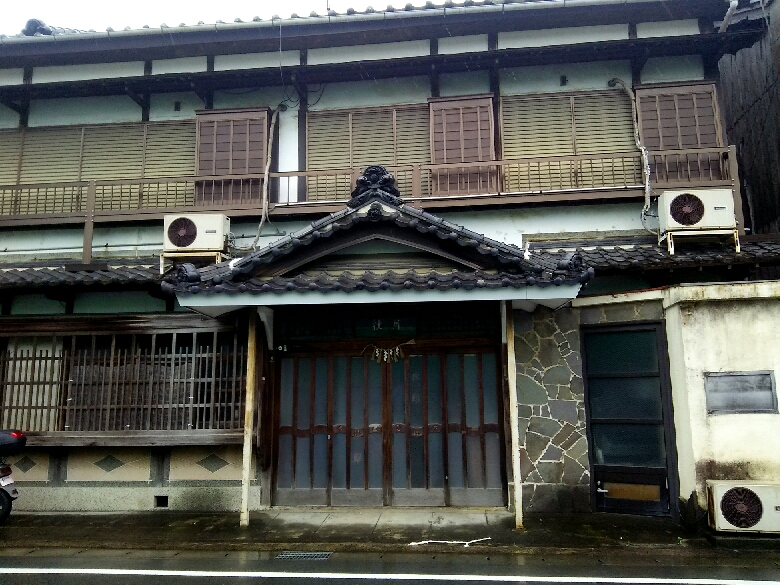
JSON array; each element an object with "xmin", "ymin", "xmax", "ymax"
[
  {"xmin": 0, "ymin": 148, "xmax": 737, "ymax": 219},
  {"xmin": 0, "ymin": 333, "xmax": 247, "ymax": 436}
]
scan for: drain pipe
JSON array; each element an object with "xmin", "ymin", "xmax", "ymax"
[
  {"xmin": 608, "ymin": 78, "xmax": 658, "ymax": 236},
  {"xmin": 720, "ymin": 0, "xmax": 739, "ymax": 33}
]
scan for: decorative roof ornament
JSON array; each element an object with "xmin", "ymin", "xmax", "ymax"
[{"xmin": 348, "ymin": 165, "xmax": 403, "ymax": 209}]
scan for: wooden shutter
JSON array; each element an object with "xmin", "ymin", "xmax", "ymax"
[
  {"xmin": 429, "ymin": 95, "xmax": 496, "ymax": 195},
  {"xmin": 430, "ymin": 95, "xmax": 495, "ymax": 164},
  {"xmin": 306, "ymin": 105, "xmax": 430, "ymax": 201},
  {"xmin": 196, "ymin": 109, "xmax": 269, "ymax": 176},
  {"xmin": 636, "ymin": 84, "xmax": 724, "ymax": 182},
  {"xmin": 636, "ymin": 84, "xmax": 723, "ymax": 150},
  {"xmin": 196, "ymin": 109, "xmax": 268, "ymax": 204}
]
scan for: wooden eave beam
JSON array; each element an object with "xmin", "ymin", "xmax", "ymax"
[
  {"xmin": 0, "ymin": 28, "xmax": 763, "ymax": 103},
  {"xmin": 0, "ymin": 96, "xmax": 22, "ymax": 114},
  {"xmin": 0, "ymin": 0, "xmax": 730, "ymax": 68}
]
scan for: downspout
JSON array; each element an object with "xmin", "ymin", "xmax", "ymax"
[
  {"xmin": 719, "ymin": 0, "xmax": 739, "ymax": 33},
  {"xmin": 608, "ymin": 78, "xmax": 658, "ymax": 236}
]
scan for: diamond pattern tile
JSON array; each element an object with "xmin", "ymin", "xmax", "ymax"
[
  {"xmin": 14, "ymin": 456, "xmax": 36, "ymax": 474},
  {"xmin": 196, "ymin": 453, "xmax": 229, "ymax": 473},
  {"xmin": 94, "ymin": 454, "xmax": 125, "ymax": 473}
]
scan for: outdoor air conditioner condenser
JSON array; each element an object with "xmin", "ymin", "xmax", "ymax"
[
  {"xmin": 707, "ymin": 480, "xmax": 780, "ymax": 534},
  {"xmin": 163, "ymin": 214, "xmax": 230, "ymax": 253}
]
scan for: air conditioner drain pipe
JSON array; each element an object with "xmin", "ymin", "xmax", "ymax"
[{"xmin": 608, "ymin": 78, "xmax": 658, "ymax": 236}]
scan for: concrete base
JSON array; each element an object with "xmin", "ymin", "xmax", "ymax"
[{"xmin": 14, "ymin": 486, "xmax": 263, "ymax": 513}]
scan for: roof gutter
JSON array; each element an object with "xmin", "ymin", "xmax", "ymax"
[{"xmin": 0, "ymin": 0, "xmax": 692, "ymax": 46}]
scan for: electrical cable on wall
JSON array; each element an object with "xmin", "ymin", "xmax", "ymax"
[{"xmin": 608, "ymin": 78, "xmax": 658, "ymax": 237}]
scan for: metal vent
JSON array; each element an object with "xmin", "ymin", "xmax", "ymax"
[
  {"xmin": 721, "ymin": 487, "xmax": 764, "ymax": 528},
  {"xmin": 669, "ymin": 193, "xmax": 705, "ymax": 226},
  {"xmin": 167, "ymin": 217, "xmax": 198, "ymax": 248},
  {"xmin": 275, "ymin": 551, "xmax": 332, "ymax": 561}
]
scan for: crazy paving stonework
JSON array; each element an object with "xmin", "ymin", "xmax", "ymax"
[{"xmin": 514, "ymin": 306, "xmax": 590, "ymax": 513}]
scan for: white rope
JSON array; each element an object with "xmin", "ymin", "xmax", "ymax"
[{"xmin": 409, "ymin": 537, "xmax": 492, "ymax": 548}]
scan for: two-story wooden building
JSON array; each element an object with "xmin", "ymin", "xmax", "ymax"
[{"xmin": 1, "ymin": 0, "xmax": 779, "ymax": 528}]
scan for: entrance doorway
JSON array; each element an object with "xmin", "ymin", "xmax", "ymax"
[
  {"xmin": 273, "ymin": 347, "xmax": 504, "ymax": 507},
  {"xmin": 582, "ymin": 323, "xmax": 677, "ymax": 516}
]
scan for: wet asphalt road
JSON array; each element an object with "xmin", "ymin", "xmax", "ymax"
[{"xmin": 1, "ymin": 549, "xmax": 780, "ymax": 585}]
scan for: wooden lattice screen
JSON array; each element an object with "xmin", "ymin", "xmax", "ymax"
[{"xmin": 0, "ymin": 331, "xmax": 247, "ymax": 433}]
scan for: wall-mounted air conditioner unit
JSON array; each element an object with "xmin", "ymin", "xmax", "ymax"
[
  {"xmin": 707, "ymin": 480, "xmax": 780, "ymax": 534},
  {"xmin": 657, "ymin": 189, "xmax": 739, "ymax": 254},
  {"xmin": 163, "ymin": 214, "xmax": 230, "ymax": 253}
]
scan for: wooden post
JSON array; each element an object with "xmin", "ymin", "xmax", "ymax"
[
  {"xmin": 240, "ymin": 310, "xmax": 258, "ymax": 527},
  {"xmin": 728, "ymin": 145, "xmax": 746, "ymax": 235},
  {"xmin": 502, "ymin": 301, "xmax": 523, "ymax": 529},
  {"xmin": 82, "ymin": 180, "xmax": 96, "ymax": 265}
]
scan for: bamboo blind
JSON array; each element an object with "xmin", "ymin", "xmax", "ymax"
[
  {"xmin": 0, "ymin": 120, "xmax": 197, "ymax": 187},
  {"xmin": 501, "ymin": 90, "xmax": 641, "ymax": 191}
]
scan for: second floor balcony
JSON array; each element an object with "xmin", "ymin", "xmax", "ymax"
[{"xmin": 0, "ymin": 83, "xmax": 739, "ymax": 226}]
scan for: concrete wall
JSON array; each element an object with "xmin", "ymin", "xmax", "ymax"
[
  {"xmin": 9, "ymin": 446, "xmax": 258, "ymax": 512},
  {"xmin": 663, "ymin": 283, "xmax": 780, "ymax": 506}
]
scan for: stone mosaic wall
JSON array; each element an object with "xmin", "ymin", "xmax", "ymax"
[
  {"xmin": 514, "ymin": 306, "xmax": 590, "ymax": 513},
  {"xmin": 513, "ymin": 300, "xmax": 666, "ymax": 513}
]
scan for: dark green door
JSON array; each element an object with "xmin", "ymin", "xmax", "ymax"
[{"xmin": 582, "ymin": 324, "xmax": 677, "ymax": 516}]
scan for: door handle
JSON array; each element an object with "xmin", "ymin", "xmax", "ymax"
[{"xmin": 596, "ymin": 488, "xmax": 609, "ymax": 493}]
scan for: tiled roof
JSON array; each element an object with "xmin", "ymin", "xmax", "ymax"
[
  {"xmin": 164, "ymin": 166, "xmax": 593, "ymax": 298},
  {"xmin": 533, "ymin": 236, "xmax": 780, "ymax": 272},
  {"xmin": 1, "ymin": 0, "xmax": 663, "ymax": 40},
  {"xmin": 0, "ymin": 263, "xmax": 161, "ymax": 290}
]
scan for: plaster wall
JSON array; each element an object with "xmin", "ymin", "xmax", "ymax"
[
  {"xmin": 73, "ymin": 291, "xmax": 166, "ymax": 314},
  {"xmin": 152, "ymin": 57, "xmax": 208, "ymax": 75},
  {"xmin": 669, "ymin": 295, "xmax": 780, "ymax": 504},
  {"xmin": 149, "ymin": 92, "xmax": 203, "ymax": 121},
  {"xmin": 10, "ymin": 295, "xmax": 67, "ymax": 315},
  {"xmin": 0, "ymin": 68, "xmax": 24, "ymax": 86},
  {"xmin": 636, "ymin": 20, "xmax": 699, "ymax": 38},
  {"xmin": 308, "ymin": 77, "xmax": 430, "ymax": 111},
  {"xmin": 498, "ymin": 25, "xmax": 628, "ymax": 50},
  {"xmin": 0, "ymin": 105, "xmax": 18, "ymax": 129},
  {"xmin": 500, "ymin": 61, "xmax": 632, "ymax": 96},
  {"xmin": 308, "ymin": 40, "xmax": 430, "ymax": 65},
  {"xmin": 437, "ymin": 35, "xmax": 489, "ymax": 55},
  {"xmin": 641, "ymin": 56, "xmax": 704, "ymax": 84},
  {"xmin": 214, "ymin": 51, "xmax": 300, "ymax": 71},
  {"xmin": 33, "ymin": 62, "xmax": 144, "ymax": 84},
  {"xmin": 439, "ymin": 71, "xmax": 491, "ymax": 97},
  {"xmin": 28, "ymin": 96, "xmax": 141, "ymax": 127}
]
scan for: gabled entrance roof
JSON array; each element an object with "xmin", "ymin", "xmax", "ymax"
[{"xmin": 164, "ymin": 166, "xmax": 593, "ymax": 310}]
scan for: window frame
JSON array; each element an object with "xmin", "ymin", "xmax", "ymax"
[{"xmin": 704, "ymin": 370, "xmax": 778, "ymax": 415}]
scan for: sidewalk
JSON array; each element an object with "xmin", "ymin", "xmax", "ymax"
[{"xmin": 3, "ymin": 508, "xmax": 779, "ymax": 558}]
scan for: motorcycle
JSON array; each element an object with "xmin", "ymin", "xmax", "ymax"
[{"xmin": 0, "ymin": 430, "xmax": 26, "ymax": 523}]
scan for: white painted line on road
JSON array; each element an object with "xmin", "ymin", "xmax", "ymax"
[{"xmin": 1, "ymin": 569, "xmax": 778, "ymax": 584}]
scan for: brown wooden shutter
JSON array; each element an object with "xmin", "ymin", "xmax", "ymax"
[
  {"xmin": 81, "ymin": 124, "xmax": 145, "ymax": 180},
  {"xmin": 430, "ymin": 95, "xmax": 495, "ymax": 164},
  {"xmin": 636, "ymin": 84, "xmax": 724, "ymax": 182},
  {"xmin": 196, "ymin": 109, "xmax": 269, "ymax": 204},
  {"xmin": 429, "ymin": 95, "xmax": 496, "ymax": 195},
  {"xmin": 636, "ymin": 84, "xmax": 723, "ymax": 149}
]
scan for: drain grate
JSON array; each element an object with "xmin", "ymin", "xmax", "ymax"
[{"xmin": 275, "ymin": 551, "xmax": 332, "ymax": 561}]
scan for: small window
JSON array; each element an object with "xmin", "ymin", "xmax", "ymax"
[{"xmin": 704, "ymin": 371, "xmax": 777, "ymax": 414}]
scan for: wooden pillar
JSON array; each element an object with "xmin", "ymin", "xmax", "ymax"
[
  {"xmin": 240, "ymin": 310, "xmax": 258, "ymax": 527},
  {"xmin": 82, "ymin": 180, "xmax": 96, "ymax": 265},
  {"xmin": 502, "ymin": 301, "xmax": 523, "ymax": 529}
]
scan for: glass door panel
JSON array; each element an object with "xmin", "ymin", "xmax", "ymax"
[{"xmin": 583, "ymin": 326, "xmax": 674, "ymax": 516}]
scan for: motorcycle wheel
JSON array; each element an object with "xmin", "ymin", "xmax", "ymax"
[{"xmin": 0, "ymin": 490, "xmax": 11, "ymax": 524}]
